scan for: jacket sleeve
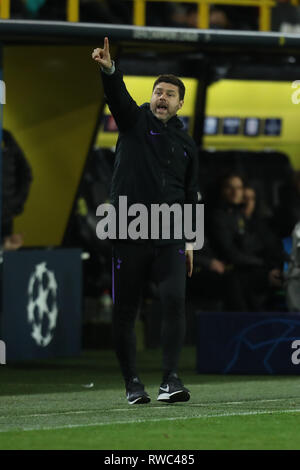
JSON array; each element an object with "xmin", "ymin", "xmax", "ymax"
[{"xmin": 100, "ymin": 65, "xmax": 141, "ymax": 133}]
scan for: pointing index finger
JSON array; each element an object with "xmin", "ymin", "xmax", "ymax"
[{"xmin": 104, "ymin": 36, "xmax": 109, "ymax": 51}]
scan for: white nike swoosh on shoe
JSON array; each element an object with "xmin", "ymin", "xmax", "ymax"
[
  {"xmin": 160, "ymin": 385, "xmax": 170, "ymax": 393},
  {"xmin": 128, "ymin": 395, "xmax": 150, "ymax": 405}
]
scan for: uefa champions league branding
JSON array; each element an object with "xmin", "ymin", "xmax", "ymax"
[
  {"xmin": 96, "ymin": 196, "xmax": 204, "ymax": 250},
  {"xmin": 27, "ymin": 262, "xmax": 58, "ymax": 347}
]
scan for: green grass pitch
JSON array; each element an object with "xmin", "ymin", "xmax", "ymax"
[{"xmin": 1, "ymin": 346, "xmax": 300, "ymax": 450}]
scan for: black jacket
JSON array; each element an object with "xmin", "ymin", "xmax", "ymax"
[
  {"xmin": 100, "ymin": 66, "xmax": 200, "ymax": 245},
  {"xmin": 2, "ymin": 129, "xmax": 32, "ymax": 232}
]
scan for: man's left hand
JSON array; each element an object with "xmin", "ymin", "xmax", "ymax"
[
  {"xmin": 186, "ymin": 249, "xmax": 193, "ymax": 278},
  {"xmin": 3, "ymin": 233, "xmax": 24, "ymax": 251}
]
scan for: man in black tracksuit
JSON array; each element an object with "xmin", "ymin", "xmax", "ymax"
[{"xmin": 92, "ymin": 38, "xmax": 200, "ymax": 405}]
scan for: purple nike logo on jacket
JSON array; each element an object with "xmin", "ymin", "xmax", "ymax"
[{"xmin": 150, "ymin": 130, "xmax": 161, "ymax": 135}]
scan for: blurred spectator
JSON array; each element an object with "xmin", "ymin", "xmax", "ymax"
[
  {"xmin": 271, "ymin": 0, "xmax": 300, "ymax": 33},
  {"xmin": 8, "ymin": 0, "xmax": 64, "ymax": 20},
  {"xmin": 10, "ymin": 0, "xmax": 299, "ymax": 32},
  {"xmin": 165, "ymin": 3, "xmax": 257, "ymax": 30},
  {"xmin": 25, "ymin": 0, "xmax": 46, "ymax": 17},
  {"xmin": 273, "ymin": 170, "xmax": 300, "ymax": 237},
  {"xmin": 208, "ymin": 173, "xmax": 285, "ymax": 311},
  {"xmin": 228, "ymin": 6, "xmax": 258, "ymax": 30},
  {"xmin": 163, "ymin": 3, "xmax": 203, "ymax": 29},
  {"xmin": 2, "ymin": 129, "xmax": 32, "ymax": 250},
  {"xmin": 166, "ymin": 3, "xmax": 230, "ymax": 29},
  {"xmin": 10, "ymin": 0, "xmax": 48, "ymax": 19},
  {"xmin": 167, "ymin": 3, "xmax": 189, "ymax": 27},
  {"xmin": 210, "ymin": 7, "xmax": 232, "ymax": 30},
  {"xmin": 183, "ymin": 4, "xmax": 198, "ymax": 28},
  {"xmin": 147, "ymin": 1, "xmax": 177, "ymax": 27},
  {"xmin": 242, "ymin": 185, "xmax": 286, "ymax": 288}
]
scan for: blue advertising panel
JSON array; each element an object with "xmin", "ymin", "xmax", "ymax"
[
  {"xmin": 1, "ymin": 248, "xmax": 82, "ymax": 361},
  {"xmin": 196, "ymin": 312, "xmax": 300, "ymax": 374},
  {"xmin": 222, "ymin": 117, "xmax": 241, "ymax": 135},
  {"xmin": 264, "ymin": 118, "xmax": 282, "ymax": 136}
]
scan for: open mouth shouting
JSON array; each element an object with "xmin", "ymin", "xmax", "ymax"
[{"xmin": 156, "ymin": 102, "xmax": 168, "ymax": 114}]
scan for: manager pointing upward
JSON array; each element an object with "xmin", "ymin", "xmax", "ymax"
[{"xmin": 92, "ymin": 37, "xmax": 200, "ymax": 405}]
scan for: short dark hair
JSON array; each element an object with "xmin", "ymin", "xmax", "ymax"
[
  {"xmin": 220, "ymin": 171, "xmax": 246, "ymax": 189},
  {"xmin": 152, "ymin": 74, "xmax": 185, "ymax": 101}
]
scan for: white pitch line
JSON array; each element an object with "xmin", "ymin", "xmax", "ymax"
[
  {"xmin": 111, "ymin": 398, "xmax": 300, "ymax": 411},
  {"xmin": 1, "ymin": 408, "xmax": 300, "ymax": 433},
  {"xmin": 210, "ymin": 398, "xmax": 299, "ymax": 405},
  {"xmin": 0, "ymin": 397, "xmax": 298, "ymax": 420},
  {"xmin": 3, "ymin": 408, "xmax": 300, "ymax": 433}
]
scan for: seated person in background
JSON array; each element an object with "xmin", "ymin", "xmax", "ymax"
[
  {"xmin": 167, "ymin": 3, "xmax": 254, "ymax": 30},
  {"xmin": 242, "ymin": 184, "xmax": 285, "ymax": 290},
  {"xmin": 210, "ymin": 5, "xmax": 258, "ymax": 30},
  {"xmin": 209, "ymin": 7, "xmax": 232, "ymax": 29},
  {"xmin": 208, "ymin": 173, "xmax": 285, "ymax": 312}
]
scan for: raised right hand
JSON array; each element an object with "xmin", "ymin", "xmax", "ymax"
[{"xmin": 92, "ymin": 37, "xmax": 112, "ymax": 69}]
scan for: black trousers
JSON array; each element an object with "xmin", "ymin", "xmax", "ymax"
[{"xmin": 112, "ymin": 241, "xmax": 187, "ymax": 383}]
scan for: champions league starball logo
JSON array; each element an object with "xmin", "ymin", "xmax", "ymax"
[{"xmin": 27, "ymin": 262, "xmax": 58, "ymax": 347}]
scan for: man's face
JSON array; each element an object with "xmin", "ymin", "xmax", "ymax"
[
  {"xmin": 222, "ymin": 177, "xmax": 244, "ymax": 205},
  {"xmin": 150, "ymin": 82, "xmax": 183, "ymax": 123}
]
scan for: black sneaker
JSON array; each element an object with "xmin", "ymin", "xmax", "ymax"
[
  {"xmin": 157, "ymin": 373, "xmax": 190, "ymax": 403},
  {"xmin": 126, "ymin": 377, "xmax": 151, "ymax": 405}
]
